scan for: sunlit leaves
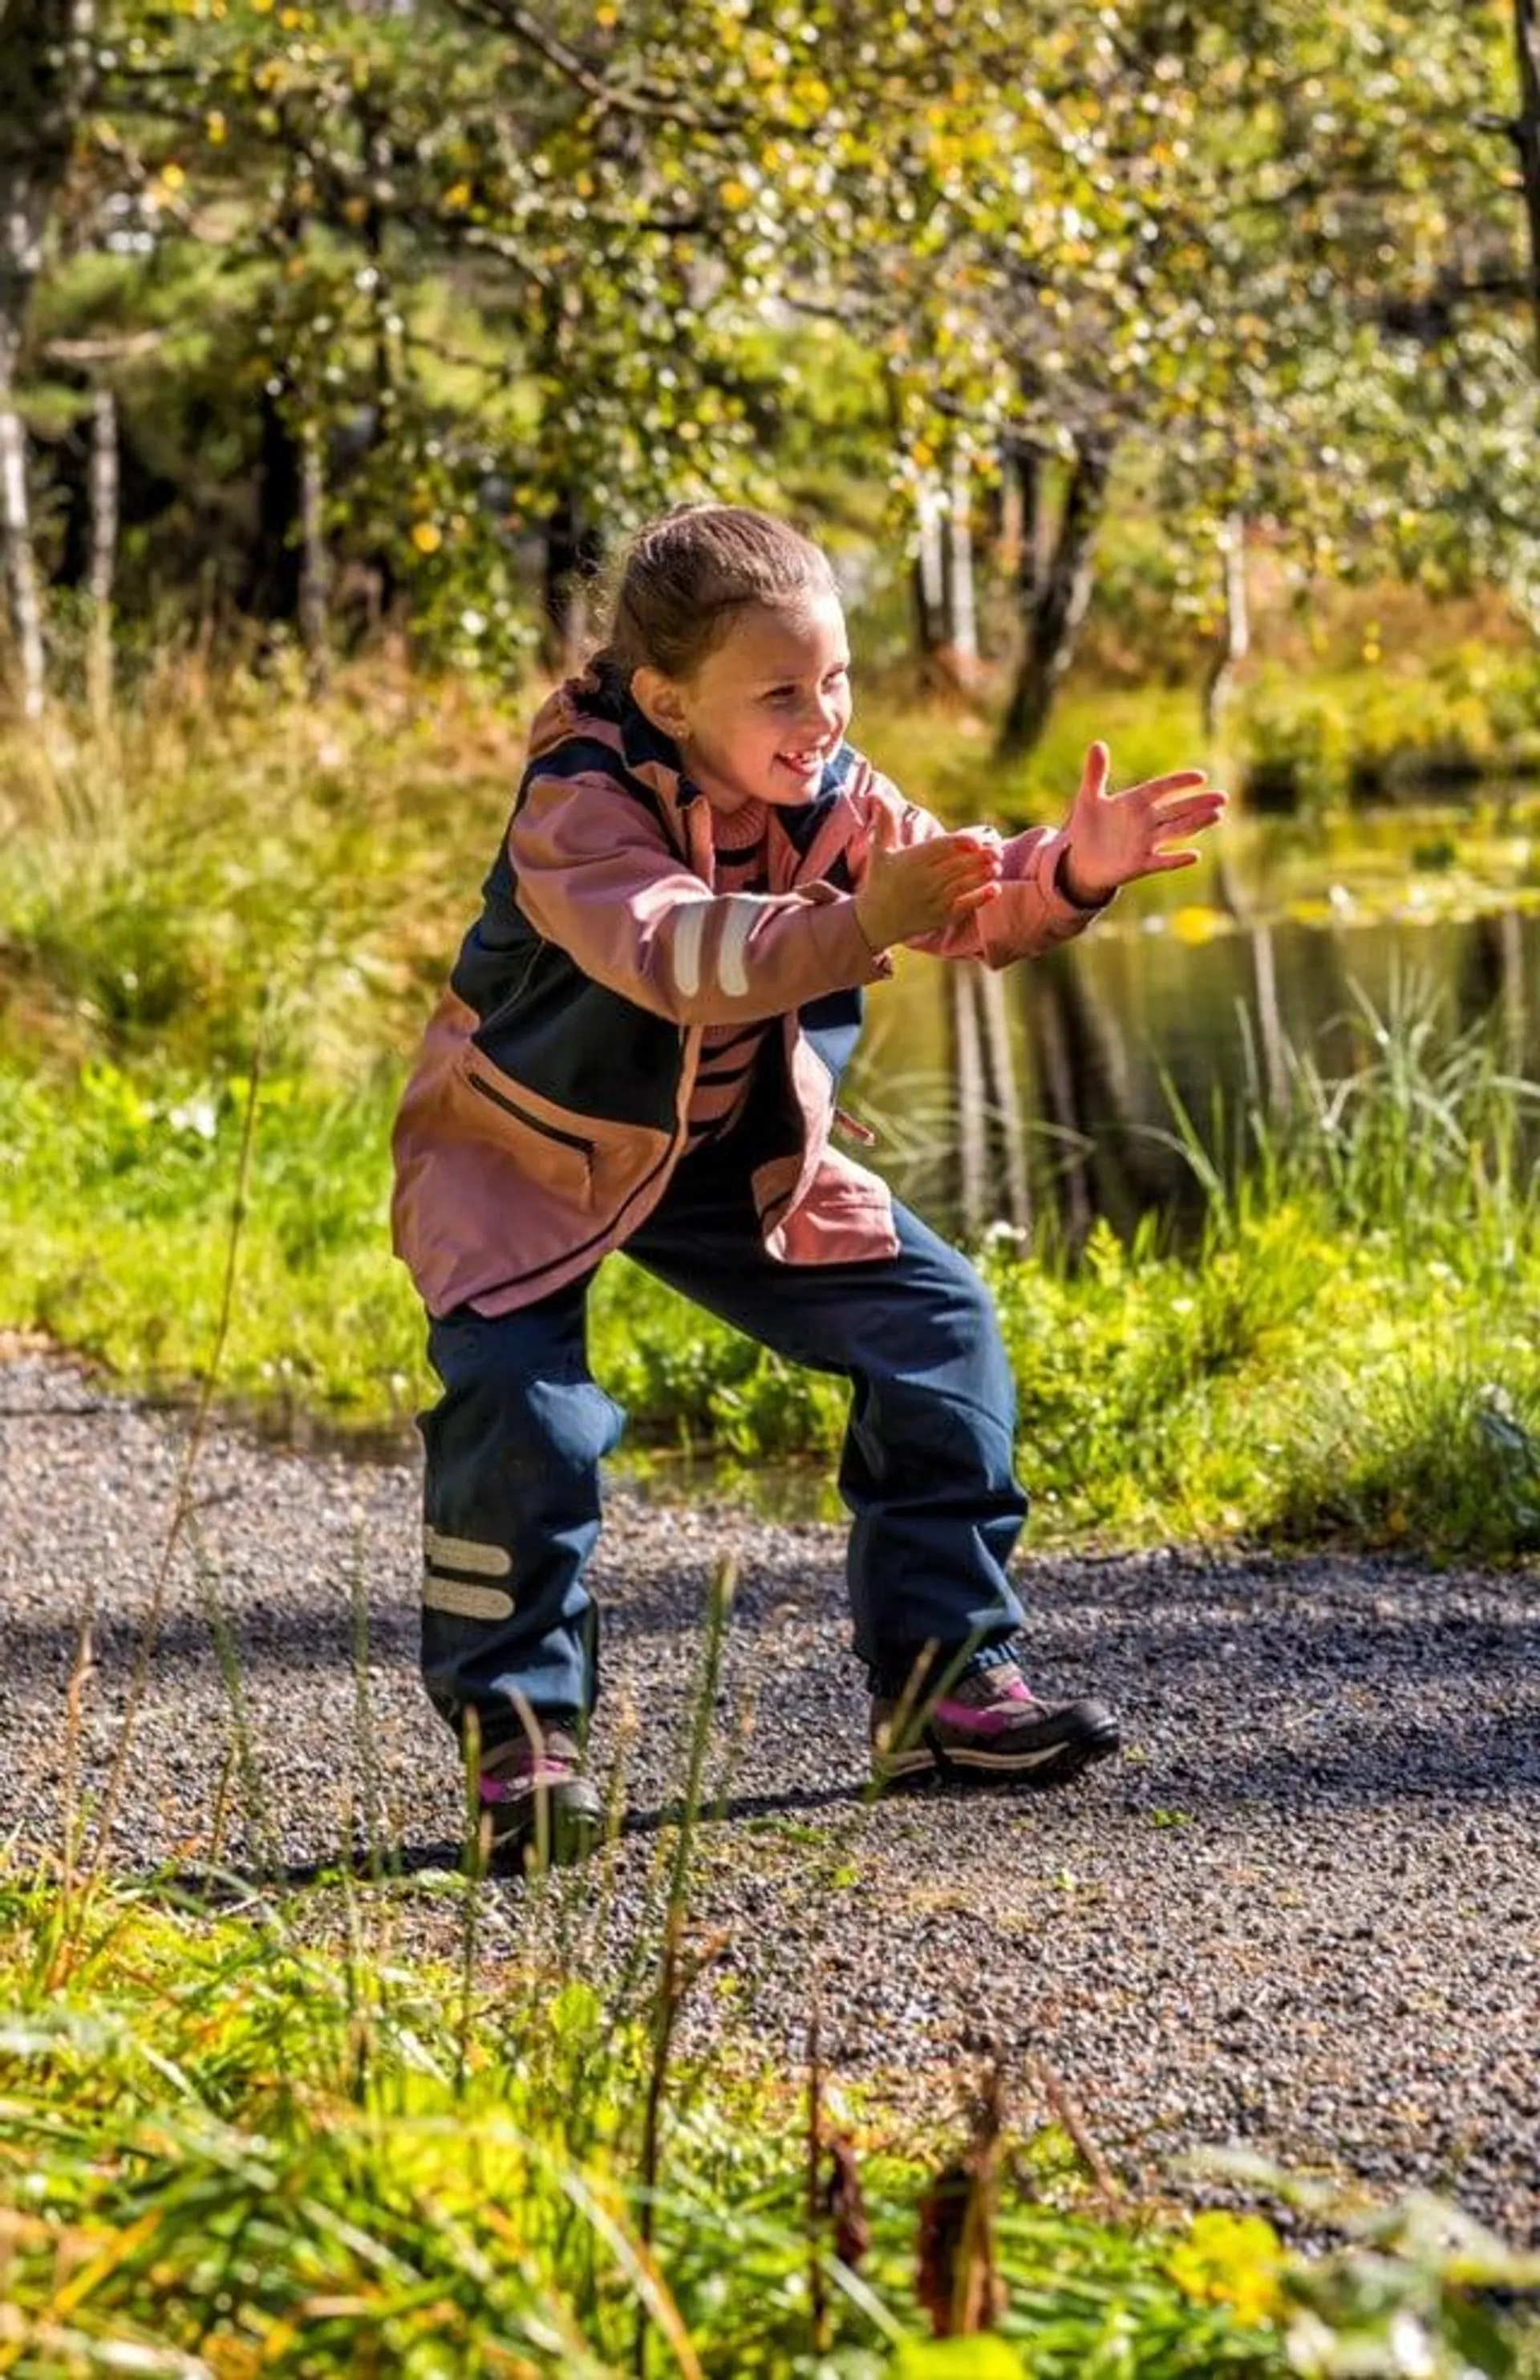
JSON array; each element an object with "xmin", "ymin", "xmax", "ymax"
[{"xmin": 29, "ymin": 0, "xmax": 1540, "ymax": 662}]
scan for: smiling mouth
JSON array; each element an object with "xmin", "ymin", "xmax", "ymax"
[{"xmin": 779, "ymin": 748, "xmax": 829, "ymax": 770}]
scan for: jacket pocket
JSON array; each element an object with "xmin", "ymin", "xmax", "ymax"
[{"xmin": 459, "ymin": 1058, "xmax": 596, "ymax": 1202}]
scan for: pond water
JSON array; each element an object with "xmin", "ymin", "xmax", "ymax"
[{"xmin": 844, "ymin": 793, "xmax": 1540, "ymax": 1242}]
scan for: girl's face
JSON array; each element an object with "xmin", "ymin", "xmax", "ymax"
[{"xmin": 637, "ymin": 590, "xmax": 853, "ymax": 813}]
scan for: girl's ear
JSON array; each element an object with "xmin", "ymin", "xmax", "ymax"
[{"xmin": 631, "ymin": 665, "xmax": 690, "ymax": 742}]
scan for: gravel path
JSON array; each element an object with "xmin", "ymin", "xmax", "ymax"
[{"xmin": 3, "ymin": 1344, "xmax": 1538, "ymax": 2245}]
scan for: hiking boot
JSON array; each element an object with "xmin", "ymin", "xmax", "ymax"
[
  {"xmin": 474, "ymin": 1729, "xmax": 603, "ymax": 1868},
  {"xmin": 871, "ymin": 1656, "xmax": 1120, "ymax": 1789}
]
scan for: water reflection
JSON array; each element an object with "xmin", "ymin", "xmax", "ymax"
[{"xmin": 849, "ymin": 863, "xmax": 1540, "ymax": 1245}]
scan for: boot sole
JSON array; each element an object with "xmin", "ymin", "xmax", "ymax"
[{"xmin": 873, "ymin": 1719, "xmax": 1121, "ymax": 1790}]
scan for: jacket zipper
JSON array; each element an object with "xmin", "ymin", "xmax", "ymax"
[{"xmin": 466, "ymin": 1068, "xmax": 596, "ymax": 1162}]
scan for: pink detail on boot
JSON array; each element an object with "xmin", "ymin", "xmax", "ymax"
[
  {"xmin": 935, "ymin": 1670, "xmax": 1036, "ymax": 1733},
  {"xmin": 480, "ymin": 1760, "xmax": 572, "ymax": 1801}
]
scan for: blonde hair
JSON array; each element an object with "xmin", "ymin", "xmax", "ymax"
[{"xmin": 602, "ymin": 502, "xmax": 837, "ymax": 682}]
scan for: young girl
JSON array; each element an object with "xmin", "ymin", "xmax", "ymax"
[{"xmin": 392, "ymin": 502, "xmax": 1224, "ymax": 1863}]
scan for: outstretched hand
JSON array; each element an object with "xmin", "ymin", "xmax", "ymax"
[
  {"xmin": 1058, "ymin": 744, "xmax": 1226, "ymax": 908},
  {"xmin": 854, "ymin": 812, "xmax": 1003, "ymax": 953}
]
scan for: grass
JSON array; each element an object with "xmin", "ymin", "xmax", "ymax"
[
  {"xmin": 3, "ymin": 1855, "xmax": 1536, "ymax": 2376},
  {"xmin": 4, "ymin": 995, "xmax": 1540, "ymax": 1556}
]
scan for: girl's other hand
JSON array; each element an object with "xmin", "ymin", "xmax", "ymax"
[
  {"xmin": 854, "ymin": 817, "xmax": 1003, "ymax": 952},
  {"xmin": 1057, "ymin": 743, "xmax": 1226, "ymax": 907}
]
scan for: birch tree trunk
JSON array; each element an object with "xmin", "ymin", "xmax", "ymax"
[
  {"xmin": 0, "ymin": 0, "xmax": 96, "ymax": 718},
  {"xmin": 298, "ymin": 416, "xmax": 330, "ymax": 693},
  {"xmin": 0, "ymin": 397, "xmax": 44, "ymax": 717},
  {"xmin": 940, "ymin": 453, "xmax": 979, "ymax": 687},
  {"xmin": 1200, "ymin": 511, "xmax": 1250, "ymax": 751},
  {"xmin": 85, "ymin": 381, "xmax": 116, "ymax": 724}
]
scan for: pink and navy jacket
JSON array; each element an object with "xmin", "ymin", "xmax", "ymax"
[{"xmin": 391, "ymin": 663, "xmax": 1105, "ymax": 1318}]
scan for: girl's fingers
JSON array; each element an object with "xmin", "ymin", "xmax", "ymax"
[
  {"xmin": 1155, "ymin": 787, "xmax": 1227, "ymax": 814},
  {"xmin": 922, "ymin": 851, "xmax": 999, "ymax": 885},
  {"xmin": 1149, "ymin": 801, "xmax": 1226, "ymax": 838},
  {"xmin": 1128, "ymin": 768, "xmax": 1213, "ymax": 800},
  {"xmin": 1076, "ymin": 742, "xmax": 1112, "ymax": 802},
  {"xmin": 928, "ymin": 842, "xmax": 999, "ymax": 870}
]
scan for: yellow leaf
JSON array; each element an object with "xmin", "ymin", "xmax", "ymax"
[
  {"xmin": 719, "ymin": 179, "xmax": 752, "ymax": 210},
  {"xmin": 444, "ymin": 180, "xmax": 472, "ymax": 209},
  {"xmin": 205, "ymin": 109, "xmax": 227, "ymax": 143},
  {"xmin": 411, "ymin": 521, "xmax": 444, "ymax": 554},
  {"xmin": 160, "ymin": 161, "xmax": 186, "ymax": 191}
]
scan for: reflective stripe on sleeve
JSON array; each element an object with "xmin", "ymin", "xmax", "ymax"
[
  {"xmin": 671, "ymin": 901, "xmax": 711, "ymax": 998},
  {"xmin": 717, "ymin": 895, "xmax": 770, "ymax": 997}
]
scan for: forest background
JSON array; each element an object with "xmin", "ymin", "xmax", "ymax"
[{"xmin": 5, "ymin": 0, "xmax": 1540, "ymax": 1552}]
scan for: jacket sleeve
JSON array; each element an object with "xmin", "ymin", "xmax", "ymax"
[
  {"xmin": 851, "ymin": 772, "xmax": 1112, "ymax": 968},
  {"xmin": 509, "ymin": 767, "xmax": 889, "ymax": 1025}
]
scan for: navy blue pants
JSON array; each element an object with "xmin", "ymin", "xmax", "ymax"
[{"xmin": 417, "ymin": 1136, "xmax": 1029, "ymax": 1754}]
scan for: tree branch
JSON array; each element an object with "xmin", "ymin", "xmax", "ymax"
[
  {"xmin": 43, "ymin": 329, "xmax": 168, "ymax": 363},
  {"xmin": 445, "ymin": 0, "xmax": 747, "ymax": 137}
]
